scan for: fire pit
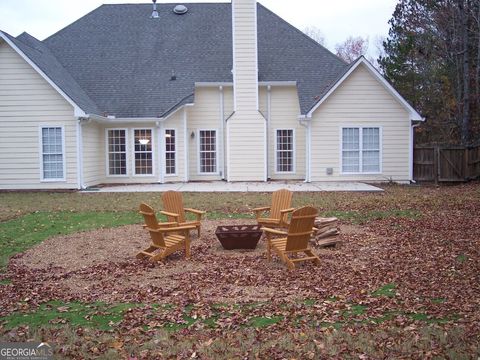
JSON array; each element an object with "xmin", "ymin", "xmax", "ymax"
[{"xmin": 215, "ymin": 225, "xmax": 263, "ymax": 250}]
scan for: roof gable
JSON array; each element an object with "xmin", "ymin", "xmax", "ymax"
[
  {"xmin": 0, "ymin": 31, "xmax": 99, "ymax": 117},
  {"xmin": 306, "ymin": 57, "xmax": 424, "ymax": 121}
]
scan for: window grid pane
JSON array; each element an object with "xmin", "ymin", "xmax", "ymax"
[
  {"xmin": 134, "ymin": 129, "xmax": 153, "ymax": 175},
  {"xmin": 42, "ymin": 127, "xmax": 63, "ymax": 179},
  {"xmin": 108, "ymin": 129, "xmax": 127, "ymax": 175},
  {"xmin": 276, "ymin": 129, "xmax": 293, "ymax": 172},
  {"xmin": 199, "ymin": 130, "xmax": 217, "ymax": 173},
  {"xmin": 342, "ymin": 127, "xmax": 380, "ymax": 173},
  {"xmin": 165, "ymin": 129, "xmax": 176, "ymax": 175}
]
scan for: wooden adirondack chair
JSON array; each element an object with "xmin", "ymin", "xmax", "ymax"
[
  {"xmin": 137, "ymin": 203, "xmax": 196, "ymax": 262},
  {"xmin": 253, "ymin": 189, "xmax": 294, "ymax": 228},
  {"xmin": 263, "ymin": 206, "xmax": 320, "ymax": 270},
  {"xmin": 161, "ymin": 191, "xmax": 205, "ymax": 237}
]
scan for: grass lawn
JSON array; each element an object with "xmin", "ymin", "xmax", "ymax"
[{"xmin": 0, "ymin": 183, "xmax": 479, "ymax": 359}]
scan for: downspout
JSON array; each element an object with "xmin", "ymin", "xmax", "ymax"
[
  {"xmin": 156, "ymin": 121, "xmax": 165, "ymax": 184},
  {"xmin": 183, "ymin": 107, "xmax": 189, "ymax": 182},
  {"xmin": 299, "ymin": 116, "xmax": 311, "ymax": 183},
  {"xmin": 266, "ymin": 85, "xmax": 271, "ymax": 179},
  {"xmin": 219, "ymin": 86, "xmax": 225, "ymax": 179},
  {"xmin": 76, "ymin": 118, "xmax": 85, "ymax": 189},
  {"xmin": 409, "ymin": 122, "xmax": 421, "ymax": 183}
]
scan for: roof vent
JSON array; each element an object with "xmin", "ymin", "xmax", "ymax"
[
  {"xmin": 173, "ymin": 5, "xmax": 188, "ymax": 15},
  {"xmin": 151, "ymin": 0, "xmax": 159, "ymax": 18}
]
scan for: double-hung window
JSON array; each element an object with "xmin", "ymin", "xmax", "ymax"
[
  {"xmin": 165, "ymin": 129, "xmax": 176, "ymax": 175},
  {"xmin": 276, "ymin": 129, "xmax": 294, "ymax": 173},
  {"xmin": 199, "ymin": 130, "xmax": 217, "ymax": 174},
  {"xmin": 342, "ymin": 127, "xmax": 381, "ymax": 173},
  {"xmin": 134, "ymin": 129, "xmax": 153, "ymax": 175},
  {"xmin": 41, "ymin": 127, "xmax": 64, "ymax": 180},
  {"xmin": 107, "ymin": 129, "xmax": 127, "ymax": 175}
]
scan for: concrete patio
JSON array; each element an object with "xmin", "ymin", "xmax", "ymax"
[{"xmin": 83, "ymin": 181, "xmax": 384, "ymax": 193}]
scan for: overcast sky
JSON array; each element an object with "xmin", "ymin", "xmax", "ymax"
[{"xmin": 0, "ymin": 0, "xmax": 397, "ymax": 51}]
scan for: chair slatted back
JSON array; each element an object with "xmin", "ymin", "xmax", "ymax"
[
  {"xmin": 162, "ymin": 191, "xmax": 186, "ymax": 223},
  {"xmin": 270, "ymin": 189, "xmax": 293, "ymax": 220},
  {"xmin": 285, "ymin": 206, "xmax": 318, "ymax": 252},
  {"xmin": 139, "ymin": 203, "xmax": 166, "ymax": 248}
]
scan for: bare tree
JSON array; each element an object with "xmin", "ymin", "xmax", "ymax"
[
  {"xmin": 302, "ymin": 26, "xmax": 326, "ymax": 46},
  {"xmin": 335, "ymin": 36, "xmax": 369, "ymax": 63}
]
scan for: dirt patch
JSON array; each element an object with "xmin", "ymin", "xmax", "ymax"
[{"xmin": 12, "ymin": 219, "xmax": 371, "ymax": 303}]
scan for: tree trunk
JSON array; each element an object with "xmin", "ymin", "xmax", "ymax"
[{"xmin": 459, "ymin": 0, "xmax": 470, "ymax": 144}]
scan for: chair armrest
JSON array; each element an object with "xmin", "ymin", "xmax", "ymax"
[
  {"xmin": 184, "ymin": 208, "xmax": 205, "ymax": 215},
  {"xmin": 261, "ymin": 227, "xmax": 288, "ymax": 235},
  {"xmin": 280, "ymin": 208, "xmax": 295, "ymax": 214},
  {"xmin": 158, "ymin": 225, "xmax": 197, "ymax": 232},
  {"xmin": 142, "ymin": 222, "xmax": 178, "ymax": 229},
  {"xmin": 160, "ymin": 210, "xmax": 179, "ymax": 218},
  {"xmin": 253, "ymin": 206, "xmax": 270, "ymax": 212}
]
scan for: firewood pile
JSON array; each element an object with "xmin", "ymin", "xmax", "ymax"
[{"xmin": 313, "ymin": 217, "xmax": 341, "ymax": 248}]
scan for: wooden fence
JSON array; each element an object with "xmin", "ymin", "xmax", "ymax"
[{"xmin": 413, "ymin": 145, "xmax": 480, "ymax": 183}]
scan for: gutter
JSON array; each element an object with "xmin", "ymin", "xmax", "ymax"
[
  {"xmin": 298, "ymin": 115, "xmax": 311, "ymax": 183},
  {"xmin": 409, "ymin": 122, "xmax": 422, "ymax": 183}
]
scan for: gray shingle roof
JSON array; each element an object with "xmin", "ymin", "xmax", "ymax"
[
  {"xmin": 10, "ymin": 3, "xmax": 348, "ymax": 117},
  {"xmin": 0, "ymin": 30, "xmax": 99, "ymax": 115}
]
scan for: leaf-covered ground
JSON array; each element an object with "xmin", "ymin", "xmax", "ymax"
[{"xmin": 0, "ymin": 184, "xmax": 479, "ymax": 359}]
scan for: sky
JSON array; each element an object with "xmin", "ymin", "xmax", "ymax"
[{"xmin": 0, "ymin": 0, "xmax": 398, "ymax": 51}]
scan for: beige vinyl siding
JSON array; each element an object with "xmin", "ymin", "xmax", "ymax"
[
  {"xmin": 268, "ymin": 86, "xmax": 305, "ymax": 180},
  {"xmin": 82, "ymin": 121, "xmax": 104, "ymax": 187},
  {"xmin": 232, "ymin": 0, "xmax": 259, "ymax": 112},
  {"xmin": 310, "ymin": 64, "xmax": 411, "ymax": 182},
  {"xmin": 188, "ymin": 87, "xmax": 223, "ymax": 181},
  {"xmin": 163, "ymin": 111, "xmax": 185, "ymax": 182},
  {"xmin": 0, "ymin": 40, "xmax": 78, "ymax": 190},
  {"xmin": 227, "ymin": 0, "xmax": 266, "ymax": 181}
]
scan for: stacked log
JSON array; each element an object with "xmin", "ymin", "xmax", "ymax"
[{"xmin": 313, "ymin": 217, "xmax": 340, "ymax": 248}]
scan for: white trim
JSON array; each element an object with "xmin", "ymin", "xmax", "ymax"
[
  {"xmin": 274, "ymin": 128, "xmax": 296, "ymax": 175},
  {"xmin": 409, "ymin": 123, "xmax": 421, "ymax": 181},
  {"xmin": 197, "ymin": 129, "xmax": 220, "ymax": 175},
  {"xmin": 231, "ymin": 1, "xmax": 237, "ymax": 112},
  {"xmin": 158, "ymin": 122, "xmax": 165, "ymax": 183},
  {"xmin": 266, "ymin": 85, "xmax": 271, "ymax": 179},
  {"xmin": 194, "ymin": 81, "xmax": 297, "ymax": 87},
  {"xmin": 39, "ymin": 125, "xmax": 67, "ymax": 182},
  {"xmin": 0, "ymin": 32, "xmax": 86, "ymax": 117},
  {"xmin": 219, "ymin": 86, "xmax": 226, "ymax": 179},
  {"xmin": 183, "ymin": 109, "xmax": 189, "ymax": 182},
  {"xmin": 339, "ymin": 125, "xmax": 383, "ymax": 175},
  {"xmin": 76, "ymin": 119, "xmax": 85, "ymax": 189},
  {"xmin": 254, "ymin": 0, "xmax": 259, "ymax": 111},
  {"xmin": 105, "ymin": 128, "xmax": 129, "ymax": 177},
  {"xmin": 226, "ymin": 119, "xmax": 231, "ymax": 182},
  {"xmin": 307, "ymin": 57, "xmax": 424, "ymax": 121},
  {"xmin": 164, "ymin": 128, "xmax": 177, "ymax": 177},
  {"xmin": 132, "ymin": 128, "xmax": 155, "ymax": 177}
]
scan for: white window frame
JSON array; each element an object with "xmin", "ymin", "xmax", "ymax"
[
  {"xmin": 39, "ymin": 125, "xmax": 66, "ymax": 182},
  {"xmin": 105, "ymin": 128, "xmax": 128, "ymax": 177},
  {"xmin": 164, "ymin": 128, "xmax": 177, "ymax": 177},
  {"xmin": 197, "ymin": 129, "xmax": 219, "ymax": 175},
  {"xmin": 132, "ymin": 128, "xmax": 155, "ymax": 177},
  {"xmin": 340, "ymin": 126, "xmax": 383, "ymax": 175},
  {"xmin": 274, "ymin": 128, "xmax": 296, "ymax": 174}
]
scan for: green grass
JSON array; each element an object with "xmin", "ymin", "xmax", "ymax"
[
  {"xmin": 0, "ymin": 301, "xmax": 139, "ymax": 330},
  {"xmin": 248, "ymin": 316, "xmax": 283, "ymax": 328},
  {"xmin": 0, "ymin": 279, "xmax": 11, "ymax": 285},
  {"xmin": 0, "ymin": 211, "xmax": 141, "ymax": 270},
  {"xmin": 372, "ymin": 283, "xmax": 397, "ymax": 298}
]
